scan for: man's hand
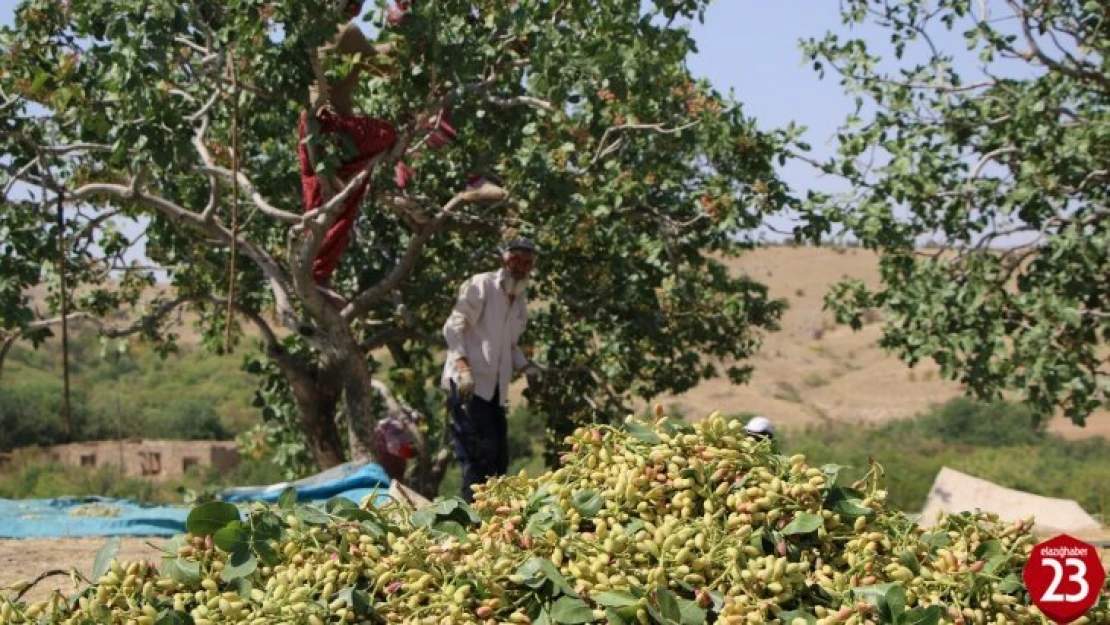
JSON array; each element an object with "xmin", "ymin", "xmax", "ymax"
[
  {"xmin": 456, "ymin": 358, "xmax": 474, "ymax": 400},
  {"xmin": 521, "ymin": 360, "xmax": 545, "ymax": 379}
]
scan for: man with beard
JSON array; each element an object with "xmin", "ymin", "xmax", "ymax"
[{"xmin": 441, "ymin": 237, "xmax": 542, "ymax": 502}]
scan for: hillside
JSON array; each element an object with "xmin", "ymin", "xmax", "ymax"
[
  {"xmin": 660, "ymin": 246, "xmax": 1110, "ymax": 440},
  {"xmin": 10, "ymin": 246, "xmax": 1109, "ymax": 441}
]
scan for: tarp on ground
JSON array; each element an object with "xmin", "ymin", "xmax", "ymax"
[
  {"xmin": 0, "ymin": 497, "xmax": 190, "ymax": 539},
  {"xmin": 918, "ymin": 467, "xmax": 1102, "ymax": 534},
  {"xmin": 218, "ymin": 461, "xmax": 391, "ymax": 504},
  {"xmin": 0, "ymin": 462, "xmax": 392, "ymax": 539}
]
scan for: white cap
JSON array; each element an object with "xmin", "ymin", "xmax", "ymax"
[{"xmin": 743, "ymin": 416, "xmax": 774, "ymax": 435}]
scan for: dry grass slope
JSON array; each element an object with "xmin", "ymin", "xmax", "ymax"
[{"xmin": 20, "ymin": 246, "xmax": 1109, "ymax": 440}]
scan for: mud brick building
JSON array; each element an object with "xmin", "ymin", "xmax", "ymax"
[{"xmin": 9, "ymin": 440, "xmax": 240, "ymax": 480}]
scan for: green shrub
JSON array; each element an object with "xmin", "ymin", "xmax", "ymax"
[
  {"xmin": 1, "ymin": 336, "xmax": 256, "ymax": 451},
  {"xmin": 779, "ymin": 398, "xmax": 1110, "ymax": 517},
  {"xmin": 918, "ymin": 397, "xmax": 1045, "ymax": 446}
]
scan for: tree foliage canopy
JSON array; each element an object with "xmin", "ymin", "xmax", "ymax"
[
  {"xmin": 800, "ymin": 0, "xmax": 1109, "ymax": 424},
  {"xmin": 0, "ymin": 0, "xmax": 793, "ymax": 481}
]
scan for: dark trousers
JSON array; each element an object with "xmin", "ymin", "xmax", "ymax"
[{"xmin": 448, "ymin": 382, "xmax": 508, "ymax": 503}]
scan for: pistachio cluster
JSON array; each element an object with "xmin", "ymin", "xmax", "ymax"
[{"xmin": 2, "ymin": 410, "xmax": 1107, "ymax": 624}]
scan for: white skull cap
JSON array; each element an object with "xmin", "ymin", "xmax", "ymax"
[{"xmin": 744, "ymin": 415, "xmax": 774, "ymax": 435}]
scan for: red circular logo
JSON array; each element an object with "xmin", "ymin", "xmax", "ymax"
[{"xmin": 1023, "ymin": 534, "xmax": 1105, "ymax": 624}]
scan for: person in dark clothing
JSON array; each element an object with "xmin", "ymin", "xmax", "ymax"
[{"xmin": 441, "ymin": 238, "xmax": 542, "ymax": 502}]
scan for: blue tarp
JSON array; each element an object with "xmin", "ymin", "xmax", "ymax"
[
  {"xmin": 0, "ymin": 497, "xmax": 191, "ymax": 538},
  {"xmin": 0, "ymin": 462, "xmax": 393, "ymax": 539},
  {"xmin": 218, "ymin": 461, "xmax": 391, "ymax": 504}
]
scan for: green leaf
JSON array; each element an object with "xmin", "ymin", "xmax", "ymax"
[
  {"xmin": 515, "ymin": 558, "xmax": 577, "ymax": 597},
  {"xmin": 593, "ymin": 590, "xmax": 638, "ymax": 608},
  {"xmin": 212, "ymin": 521, "xmax": 250, "ymax": 554},
  {"xmin": 294, "ymin": 504, "xmax": 331, "ymax": 526},
  {"xmin": 253, "ymin": 512, "xmax": 284, "ymax": 542},
  {"xmin": 325, "ymin": 497, "xmax": 360, "ymax": 514},
  {"xmin": 625, "ymin": 422, "xmax": 661, "ymax": 444},
  {"xmin": 572, "ymin": 489, "xmax": 604, "ymax": 518},
  {"xmin": 232, "ymin": 577, "xmax": 252, "ymax": 600},
  {"xmin": 361, "ymin": 519, "xmax": 386, "ymax": 538},
  {"xmin": 983, "ymin": 554, "xmax": 1009, "ymax": 576},
  {"xmin": 92, "ymin": 536, "xmax": 121, "ymax": 579},
  {"xmin": 351, "ymin": 588, "xmax": 372, "ymax": 615},
  {"xmin": 997, "ymin": 574, "xmax": 1022, "ymax": 594},
  {"xmin": 781, "ymin": 512, "xmax": 824, "ymax": 535},
  {"xmin": 29, "ymin": 71, "xmax": 50, "ymax": 94},
  {"xmin": 624, "ymin": 519, "xmax": 645, "ymax": 537},
  {"xmin": 220, "ymin": 549, "xmax": 257, "ymax": 582},
  {"xmin": 186, "ymin": 502, "xmax": 240, "ymax": 537},
  {"xmin": 820, "ymin": 464, "xmax": 847, "ymax": 486},
  {"xmin": 885, "ymin": 584, "xmax": 906, "ymax": 620},
  {"xmin": 921, "ymin": 532, "xmax": 951, "ymax": 550},
  {"xmin": 677, "ymin": 597, "xmax": 707, "ymax": 624},
  {"xmin": 647, "ymin": 586, "xmax": 681, "ymax": 623},
  {"xmin": 550, "ymin": 596, "xmax": 596, "ymax": 623},
  {"xmin": 411, "ymin": 508, "xmax": 437, "ymax": 529},
  {"xmin": 973, "ymin": 539, "xmax": 1003, "ymax": 559},
  {"xmin": 831, "ymin": 497, "xmax": 874, "ymax": 518},
  {"xmin": 604, "ymin": 607, "xmax": 637, "ymax": 625},
  {"xmin": 163, "ymin": 556, "xmax": 201, "ymax": 585},
  {"xmin": 899, "ymin": 605, "xmax": 942, "ymax": 625},
  {"xmin": 277, "ymin": 487, "xmax": 297, "ymax": 509},
  {"xmin": 254, "ymin": 541, "xmax": 281, "ymax": 567},
  {"xmin": 432, "ymin": 520, "xmax": 468, "ymax": 541},
  {"xmin": 893, "ymin": 550, "xmax": 919, "ymax": 575},
  {"xmin": 852, "ymin": 583, "xmax": 904, "ymax": 622}
]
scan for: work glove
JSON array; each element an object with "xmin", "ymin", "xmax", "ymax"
[{"xmin": 456, "ymin": 367, "xmax": 474, "ymax": 400}]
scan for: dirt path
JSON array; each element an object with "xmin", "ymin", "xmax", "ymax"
[{"xmin": 0, "ymin": 538, "xmax": 166, "ymax": 604}]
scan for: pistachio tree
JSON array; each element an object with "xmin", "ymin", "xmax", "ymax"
[
  {"xmin": 0, "ymin": 0, "xmax": 793, "ymax": 493},
  {"xmin": 799, "ymin": 0, "xmax": 1109, "ymax": 424}
]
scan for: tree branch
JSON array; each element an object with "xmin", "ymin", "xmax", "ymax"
[
  {"xmin": 20, "ymin": 294, "xmax": 282, "ymax": 354},
  {"xmin": 0, "ymin": 334, "xmax": 16, "ymax": 384},
  {"xmin": 68, "ymin": 182, "xmax": 297, "ymax": 326},
  {"xmin": 967, "ymin": 146, "xmax": 1020, "ymax": 185},
  {"xmin": 194, "ymin": 165, "xmax": 302, "ymax": 223},
  {"xmin": 362, "ymin": 327, "xmax": 440, "ymax": 354},
  {"xmin": 190, "ymin": 114, "xmax": 301, "ymax": 224},
  {"xmin": 343, "ymin": 190, "xmax": 472, "ymax": 320},
  {"xmin": 1007, "ymin": 0, "xmax": 1110, "ymax": 92},
  {"xmin": 591, "ymin": 121, "xmax": 699, "ymax": 167},
  {"xmin": 485, "ymin": 94, "xmax": 556, "ymax": 113}
]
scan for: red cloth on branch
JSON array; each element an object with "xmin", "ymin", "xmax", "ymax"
[{"xmin": 298, "ymin": 109, "xmax": 396, "ymax": 283}]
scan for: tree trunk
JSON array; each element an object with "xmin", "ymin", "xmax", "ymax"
[
  {"xmin": 285, "ymin": 357, "xmax": 346, "ymax": 469},
  {"xmin": 340, "ymin": 349, "xmax": 383, "ymax": 463},
  {"xmin": 410, "ymin": 407, "xmax": 454, "ymax": 499}
]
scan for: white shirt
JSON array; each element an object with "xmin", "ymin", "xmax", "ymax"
[{"xmin": 441, "ymin": 269, "xmax": 530, "ymax": 405}]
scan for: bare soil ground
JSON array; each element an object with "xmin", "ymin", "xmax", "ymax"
[
  {"xmin": 654, "ymin": 247, "xmax": 1110, "ymax": 440},
  {"xmin": 0, "ymin": 537, "xmax": 165, "ymax": 604},
  {"xmin": 6, "ymin": 246, "xmax": 1108, "ymax": 604}
]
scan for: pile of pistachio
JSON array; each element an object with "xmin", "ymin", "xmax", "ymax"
[{"xmin": 3, "ymin": 410, "xmax": 1107, "ymax": 624}]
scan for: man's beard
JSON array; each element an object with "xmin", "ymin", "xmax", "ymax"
[{"xmin": 502, "ymin": 275, "xmax": 529, "ymax": 297}]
